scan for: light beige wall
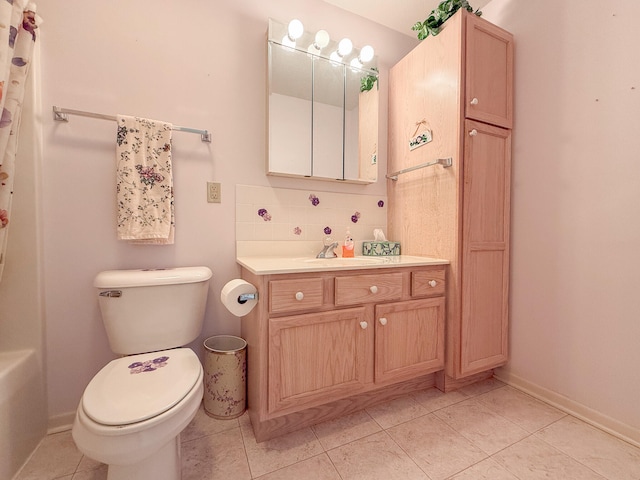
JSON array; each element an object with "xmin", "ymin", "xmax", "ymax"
[
  {"xmin": 481, "ymin": 0, "xmax": 640, "ymax": 440},
  {"xmin": 37, "ymin": 0, "xmax": 416, "ymax": 426}
]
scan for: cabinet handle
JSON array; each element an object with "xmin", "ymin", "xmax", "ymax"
[
  {"xmin": 428, "ymin": 280, "xmax": 437, "ymax": 288},
  {"xmin": 295, "ymin": 291, "xmax": 304, "ymax": 301},
  {"xmin": 469, "ymin": 129, "xmax": 478, "ymax": 136},
  {"xmin": 470, "ymin": 97, "xmax": 479, "ymax": 105},
  {"xmin": 360, "ymin": 321, "xmax": 368, "ymax": 329},
  {"xmin": 369, "ymin": 285, "xmax": 378, "ymax": 294},
  {"xmin": 379, "ymin": 317, "xmax": 387, "ymax": 326}
]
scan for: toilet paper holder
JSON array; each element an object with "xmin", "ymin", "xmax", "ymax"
[{"xmin": 238, "ymin": 293, "xmax": 258, "ymax": 304}]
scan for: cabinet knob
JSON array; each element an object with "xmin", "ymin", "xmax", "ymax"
[
  {"xmin": 469, "ymin": 129, "xmax": 478, "ymax": 136},
  {"xmin": 360, "ymin": 321, "xmax": 368, "ymax": 329},
  {"xmin": 470, "ymin": 97, "xmax": 479, "ymax": 105},
  {"xmin": 295, "ymin": 291, "xmax": 304, "ymax": 301},
  {"xmin": 379, "ymin": 317, "xmax": 388, "ymax": 326},
  {"xmin": 369, "ymin": 285, "xmax": 378, "ymax": 294},
  {"xmin": 429, "ymin": 280, "xmax": 437, "ymax": 288}
]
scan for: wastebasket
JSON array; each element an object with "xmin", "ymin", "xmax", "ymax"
[{"xmin": 203, "ymin": 335, "xmax": 247, "ymax": 419}]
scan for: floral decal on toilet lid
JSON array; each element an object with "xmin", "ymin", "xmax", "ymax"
[{"xmin": 128, "ymin": 356, "xmax": 169, "ymax": 374}]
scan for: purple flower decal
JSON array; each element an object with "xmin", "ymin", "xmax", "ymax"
[
  {"xmin": 309, "ymin": 194, "xmax": 320, "ymax": 206},
  {"xmin": 294, "ymin": 226, "xmax": 302, "ymax": 235},
  {"xmin": 257, "ymin": 208, "xmax": 272, "ymax": 221},
  {"xmin": 378, "ymin": 200, "xmax": 384, "ymax": 207},
  {"xmin": 324, "ymin": 226, "xmax": 332, "ymax": 235},
  {"xmin": 135, "ymin": 164, "xmax": 164, "ymax": 187},
  {"xmin": 128, "ymin": 356, "xmax": 170, "ymax": 374},
  {"xmin": 351, "ymin": 212, "xmax": 361, "ymax": 223}
]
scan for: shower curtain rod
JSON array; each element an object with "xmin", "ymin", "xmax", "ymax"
[{"xmin": 52, "ymin": 106, "xmax": 212, "ymax": 143}]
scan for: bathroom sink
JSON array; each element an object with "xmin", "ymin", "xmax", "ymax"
[{"xmin": 298, "ymin": 257, "xmax": 391, "ymax": 266}]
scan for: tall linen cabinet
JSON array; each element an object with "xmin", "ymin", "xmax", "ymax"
[{"xmin": 388, "ymin": 10, "xmax": 513, "ymax": 389}]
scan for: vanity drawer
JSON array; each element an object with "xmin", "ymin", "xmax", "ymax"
[
  {"xmin": 411, "ymin": 268, "xmax": 446, "ymax": 297},
  {"xmin": 269, "ymin": 278, "xmax": 324, "ymax": 314},
  {"xmin": 335, "ymin": 273, "xmax": 403, "ymax": 306}
]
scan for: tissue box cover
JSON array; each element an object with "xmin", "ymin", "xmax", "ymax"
[{"xmin": 362, "ymin": 241, "xmax": 401, "ymax": 256}]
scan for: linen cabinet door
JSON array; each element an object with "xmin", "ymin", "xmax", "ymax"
[
  {"xmin": 465, "ymin": 13, "xmax": 514, "ymax": 128},
  {"xmin": 460, "ymin": 119, "xmax": 511, "ymax": 376},
  {"xmin": 374, "ymin": 298, "xmax": 445, "ymax": 385},
  {"xmin": 268, "ymin": 307, "xmax": 372, "ymax": 417}
]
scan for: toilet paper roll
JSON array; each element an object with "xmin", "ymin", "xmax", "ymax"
[{"xmin": 221, "ymin": 279, "xmax": 258, "ymax": 317}]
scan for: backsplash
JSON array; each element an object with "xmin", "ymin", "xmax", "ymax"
[{"xmin": 236, "ymin": 185, "xmax": 387, "ymax": 255}]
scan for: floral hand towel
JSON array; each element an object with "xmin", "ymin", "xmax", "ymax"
[{"xmin": 116, "ymin": 115, "xmax": 174, "ymax": 244}]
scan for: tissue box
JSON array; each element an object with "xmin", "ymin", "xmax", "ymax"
[{"xmin": 362, "ymin": 241, "xmax": 401, "ymax": 256}]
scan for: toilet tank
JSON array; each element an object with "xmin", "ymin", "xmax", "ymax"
[{"xmin": 94, "ymin": 267, "xmax": 212, "ymax": 355}]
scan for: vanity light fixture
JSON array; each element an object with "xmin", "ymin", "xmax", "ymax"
[{"xmin": 275, "ymin": 18, "xmax": 376, "ymax": 70}]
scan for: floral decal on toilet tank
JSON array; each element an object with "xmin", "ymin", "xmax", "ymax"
[{"xmin": 128, "ymin": 356, "xmax": 169, "ymax": 374}]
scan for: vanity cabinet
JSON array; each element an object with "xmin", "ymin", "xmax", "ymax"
[
  {"xmin": 240, "ymin": 263, "xmax": 445, "ymax": 441},
  {"xmin": 388, "ymin": 10, "xmax": 513, "ymax": 390}
]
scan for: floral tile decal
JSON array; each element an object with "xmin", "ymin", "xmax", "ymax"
[
  {"xmin": 128, "ymin": 356, "xmax": 169, "ymax": 374},
  {"xmin": 324, "ymin": 226, "xmax": 332, "ymax": 235},
  {"xmin": 351, "ymin": 211, "xmax": 361, "ymax": 223},
  {"xmin": 309, "ymin": 194, "xmax": 320, "ymax": 206},
  {"xmin": 257, "ymin": 208, "xmax": 272, "ymax": 221},
  {"xmin": 378, "ymin": 200, "xmax": 384, "ymax": 207},
  {"xmin": 294, "ymin": 226, "xmax": 302, "ymax": 235}
]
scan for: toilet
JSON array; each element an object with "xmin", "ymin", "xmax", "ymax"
[{"xmin": 72, "ymin": 266, "xmax": 212, "ymax": 480}]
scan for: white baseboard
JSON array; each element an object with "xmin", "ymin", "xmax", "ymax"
[
  {"xmin": 494, "ymin": 369, "xmax": 640, "ymax": 448},
  {"xmin": 47, "ymin": 412, "xmax": 74, "ymax": 434}
]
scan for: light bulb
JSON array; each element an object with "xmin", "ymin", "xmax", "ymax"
[
  {"xmin": 314, "ymin": 30, "xmax": 330, "ymax": 50},
  {"xmin": 359, "ymin": 45, "xmax": 374, "ymax": 63},
  {"xmin": 350, "ymin": 57, "xmax": 362, "ymax": 69},
  {"xmin": 287, "ymin": 19, "xmax": 304, "ymax": 41},
  {"xmin": 337, "ymin": 38, "xmax": 353, "ymax": 57}
]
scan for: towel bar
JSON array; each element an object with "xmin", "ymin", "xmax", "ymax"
[
  {"xmin": 386, "ymin": 157, "xmax": 452, "ymax": 181},
  {"xmin": 52, "ymin": 106, "xmax": 212, "ymax": 143}
]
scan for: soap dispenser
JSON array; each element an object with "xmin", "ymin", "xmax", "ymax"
[{"xmin": 342, "ymin": 229, "xmax": 354, "ymax": 258}]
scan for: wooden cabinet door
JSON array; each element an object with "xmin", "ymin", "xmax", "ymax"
[
  {"xmin": 374, "ymin": 298, "xmax": 445, "ymax": 385},
  {"xmin": 268, "ymin": 307, "xmax": 372, "ymax": 416},
  {"xmin": 460, "ymin": 119, "xmax": 511, "ymax": 376},
  {"xmin": 465, "ymin": 13, "xmax": 514, "ymax": 128}
]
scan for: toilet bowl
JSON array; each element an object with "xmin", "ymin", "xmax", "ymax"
[
  {"xmin": 72, "ymin": 348, "xmax": 203, "ymax": 480},
  {"xmin": 72, "ymin": 267, "xmax": 212, "ymax": 480}
]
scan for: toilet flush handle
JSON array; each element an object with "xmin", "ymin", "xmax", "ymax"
[{"xmin": 99, "ymin": 290, "xmax": 122, "ymax": 298}]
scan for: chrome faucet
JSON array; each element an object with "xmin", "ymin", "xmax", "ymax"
[{"xmin": 316, "ymin": 240, "xmax": 339, "ymax": 258}]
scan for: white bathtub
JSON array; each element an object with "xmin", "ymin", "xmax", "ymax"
[{"xmin": 0, "ymin": 349, "xmax": 46, "ymax": 480}]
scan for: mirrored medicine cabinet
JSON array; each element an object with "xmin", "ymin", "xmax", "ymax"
[{"xmin": 267, "ymin": 19, "xmax": 379, "ymax": 184}]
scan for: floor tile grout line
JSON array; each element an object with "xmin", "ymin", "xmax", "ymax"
[
  {"xmin": 531, "ymin": 420, "xmax": 614, "ymax": 480},
  {"xmin": 379, "ymin": 425, "xmax": 439, "ymax": 479}
]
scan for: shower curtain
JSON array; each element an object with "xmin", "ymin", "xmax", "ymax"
[{"xmin": 0, "ymin": 1, "xmax": 40, "ymax": 281}]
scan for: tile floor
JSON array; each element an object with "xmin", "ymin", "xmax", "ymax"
[{"xmin": 14, "ymin": 379, "xmax": 640, "ymax": 480}]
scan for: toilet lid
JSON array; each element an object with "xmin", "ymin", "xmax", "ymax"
[{"xmin": 82, "ymin": 348, "xmax": 201, "ymax": 426}]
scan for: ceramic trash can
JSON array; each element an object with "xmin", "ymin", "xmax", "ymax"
[{"xmin": 203, "ymin": 335, "xmax": 247, "ymax": 419}]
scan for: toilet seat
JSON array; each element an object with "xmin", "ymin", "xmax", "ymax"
[{"xmin": 82, "ymin": 347, "xmax": 201, "ymax": 426}]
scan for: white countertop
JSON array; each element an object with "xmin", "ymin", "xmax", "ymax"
[{"xmin": 236, "ymin": 255, "xmax": 449, "ymax": 275}]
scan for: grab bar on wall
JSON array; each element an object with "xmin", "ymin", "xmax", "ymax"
[
  {"xmin": 386, "ymin": 157, "xmax": 452, "ymax": 181},
  {"xmin": 52, "ymin": 106, "xmax": 212, "ymax": 143}
]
